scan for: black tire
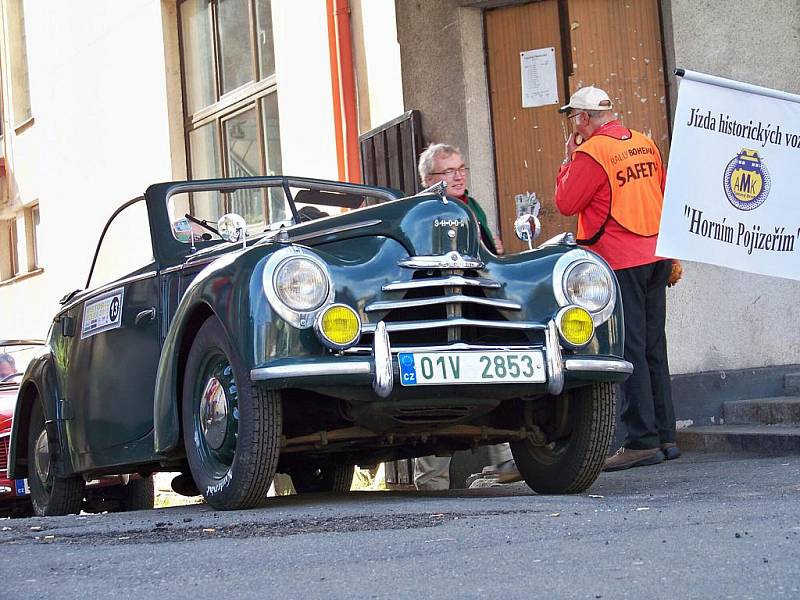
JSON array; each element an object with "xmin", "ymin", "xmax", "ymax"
[
  {"xmin": 511, "ymin": 381, "xmax": 616, "ymax": 494},
  {"xmin": 119, "ymin": 476, "xmax": 155, "ymax": 512},
  {"xmin": 84, "ymin": 475, "xmax": 156, "ymax": 513},
  {"xmin": 182, "ymin": 316, "xmax": 281, "ymax": 510},
  {"xmin": 290, "ymin": 463, "xmax": 354, "ymax": 494},
  {"xmin": 27, "ymin": 401, "xmax": 85, "ymax": 516}
]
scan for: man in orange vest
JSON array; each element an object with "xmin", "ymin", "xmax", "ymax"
[{"xmin": 554, "ymin": 86, "xmax": 680, "ymax": 471}]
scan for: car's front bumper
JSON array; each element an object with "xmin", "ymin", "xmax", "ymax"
[{"xmin": 251, "ymin": 319, "xmax": 632, "ymax": 397}]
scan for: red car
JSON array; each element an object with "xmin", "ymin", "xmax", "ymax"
[{"xmin": 1, "ymin": 340, "xmax": 154, "ymax": 517}]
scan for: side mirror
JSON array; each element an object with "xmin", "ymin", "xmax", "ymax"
[
  {"xmin": 218, "ymin": 213, "xmax": 247, "ymax": 247},
  {"xmin": 514, "ymin": 214, "xmax": 541, "ymax": 250}
]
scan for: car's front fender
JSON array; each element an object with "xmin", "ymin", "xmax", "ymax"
[{"xmin": 154, "ymin": 247, "xmax": 268, "ymax": 455}]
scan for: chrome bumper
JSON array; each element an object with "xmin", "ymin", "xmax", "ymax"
[{"xmin": 250, "ymin": 319, "xmax": 633, "ymax": 397}]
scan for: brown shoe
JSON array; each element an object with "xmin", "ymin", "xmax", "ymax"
[
  {"xmin": 603, "ymin": 447, "xmax": 665, "ymax": 472},
  {"xmin": 661, "ymin": 443, "xmax": 681, "ymax": 460}
]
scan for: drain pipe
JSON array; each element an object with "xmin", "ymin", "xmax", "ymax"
[
  {"xmin": 326, "ymin": 0, "xmax": 346, "ymax": 181},
  {"xmin": 328, "ymin": 0, "xmax": 361, "ymax": 183}
]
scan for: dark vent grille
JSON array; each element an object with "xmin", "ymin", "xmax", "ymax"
[
  {"xmin": 0, "ymin": 437, "xmax": 8, "ymax": 478},
  {"xmin": 392, "ymin": 406, "xmax": 471, "ymax": 424}
]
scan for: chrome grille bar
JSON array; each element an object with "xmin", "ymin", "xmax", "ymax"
[
  {"xmin": 344, "ymin": 342, "xmax": 542, "ymax": 354},
  {"xmin": 365, "ymin": 295, "xmax": 521, "ymax": 313},
  {"xmin": 360, "ymin": 318, "xmax": 546, "ymax": 334},
  {"xmin": 382, "ymin": 275, "xmax": 500, "ymax": 291}
]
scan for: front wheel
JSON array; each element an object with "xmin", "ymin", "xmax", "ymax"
[
  {"xmin": 182, "ymin": 317, "xmax": 281, "ymax": 510},
  {"xmin": 27, "ymin": 401, "xmax": 85, "ymax": 516},
  {"xmin": 290, "ymin": 463, "xmax": 354, "ymax": 494},
  {"xmin": 511, "ymin": 381, "xmax": 616, "ymax": 494}
]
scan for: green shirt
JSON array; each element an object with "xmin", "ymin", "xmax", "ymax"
[{"xmin": 459, "ymin": 193, "xmax": 497, "ymax": 254}]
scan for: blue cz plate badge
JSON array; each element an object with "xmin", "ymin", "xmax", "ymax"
[{"xmin": 398, "ymin": 350, "xmax": 546, "ymax": 386}]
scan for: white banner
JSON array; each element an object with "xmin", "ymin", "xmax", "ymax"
[{"xmin": 657, "ymin": 70, "xmax": 800, "ymax": 281}]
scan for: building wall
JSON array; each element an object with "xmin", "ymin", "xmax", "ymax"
[
  {"xmin": 396, "ymin": 0, "xmax": 800, "ymax": 376},
  {"xmin": 350, "ymin": 0, "xmax": 405, "ymax": 134},
  {"xmin": 0, "ymin": 0, "xmax": 174, "ymax": 339},
  {"xmin": 272, "ymin": 1, "xmax": 338, "ymax": 179}
]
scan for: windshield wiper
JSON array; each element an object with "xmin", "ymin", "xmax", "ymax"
[{"xmin": 184, "ymin": 213, "xmax": 219, "ymax": 238}]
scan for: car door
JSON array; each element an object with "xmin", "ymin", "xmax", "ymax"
[{"xmin": 62, "ymin": 198, "xmax": 162, "ymax": 470}]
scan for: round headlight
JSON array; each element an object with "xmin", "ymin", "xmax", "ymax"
[
  {"xmin": 564, "ymin": 261, "xmax": 612, "ymax": 313},
  {"xmin": 274, "ymin": 257, "xmax": 330, "ymax": 312},
  {"xmin": 315, "ymin": 304, "xmax": 361, "ymax": 349},
  {"xmin": 557, "ymin": 306, "xmax": 595, "ymax": 348}
]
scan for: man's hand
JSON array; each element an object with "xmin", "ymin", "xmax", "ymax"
[
  {"xmin": 494, "ymin": 237, "xmax": 504, "ymax": 255},
  {"xmin": 564, "ymin": 132, "xmax": 582, "ymax": 163},
  {"xmin": 667, "ymin": 259, "xmax": 683, "ymax": 287}
]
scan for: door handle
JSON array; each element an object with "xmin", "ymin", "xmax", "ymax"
[{"xmin": 135, "ymin": 308, "xmax": 156, "ymax": 326}]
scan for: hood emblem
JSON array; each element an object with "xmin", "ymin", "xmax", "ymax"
[{"xmin": 398, "ymin": 252, "xmax": 484, "ymax": 270}]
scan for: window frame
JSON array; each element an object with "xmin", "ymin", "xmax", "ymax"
[
  {"xmin": 23, "ymin": 202, "xmax": 38, "ymax": 270},
  {"xmin": 178, "ymin": 0, "xmax": 280, "ymax": 216},
  {"xmin": 86, "ymin": 197, "xmax": 155, "ymax": 290}
]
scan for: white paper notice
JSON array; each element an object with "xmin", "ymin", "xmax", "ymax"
[{"xmin": 520, "ymin": 48, "xmax": 558, "ymax": 108}]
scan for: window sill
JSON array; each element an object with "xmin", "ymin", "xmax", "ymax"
[
  {"xmin": 14, "ymin": 117, "xmax": 35, "ymax": 135},
  {"xmin": 0, "ymin": 267, "xmax": 44, "ymax": 288}
]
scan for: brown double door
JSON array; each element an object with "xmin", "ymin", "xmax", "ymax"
[{"xmin": 485, "ymin": 0, "xmax": 671, "ymax": 252}]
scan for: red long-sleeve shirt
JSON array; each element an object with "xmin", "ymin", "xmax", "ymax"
[{"xmin": 554, "ymin": 120, "xmax": 666, "ymax": 271}]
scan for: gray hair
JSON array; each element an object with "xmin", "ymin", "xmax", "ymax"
[
  {"xmin": 0, "ymin": 353, "xmax": 15, "ymax": 367},
  {"xmin": 418, "ymin": 143, "xmax": 462, "ymax": 184},
  {"xmin": 586, "ymin": 109, "xmax": 616, "ymax": 122}
]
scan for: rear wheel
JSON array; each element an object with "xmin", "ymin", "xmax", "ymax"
[
  {"xmin": 182, "ymin": 317, "xmax": 281, "ymax": 510},
  {"xmin": 27, "ymin": 401, "xmax": 85, "ymax": 516},
  {"xmin": 84, "ymin": 475, "xmax": 156, "ymax": 513},
  {"xmin": 118, "ymin": 476, "xmax": 155, "ymax": 511},
  {"xmin": 290, "ymin": 463, "xmax": 354, "ymax": 494},
  {"xmin": 511, "ymin": 382, "xmax": 616, "ymax": 494}
]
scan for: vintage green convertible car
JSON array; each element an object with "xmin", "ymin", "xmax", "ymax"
[{"xmin": 8, "ymin": 176, "xmax": 630, "ymax": 513}]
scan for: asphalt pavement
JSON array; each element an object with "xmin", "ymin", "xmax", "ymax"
[{"xmin": 1, "ymin": 451, "xmax": 798, "ymax": 599}]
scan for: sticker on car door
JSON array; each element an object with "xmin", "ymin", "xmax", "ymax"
[{"xmin": 81, "ymin": 287, "xmax": 125, "ymax": 339}]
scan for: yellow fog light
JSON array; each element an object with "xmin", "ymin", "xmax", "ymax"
[
  {"xmin": 315, "ymin": 304, "xmax": 361, "ymax": 350},
  {"xmin": 556, "ymin": 306, "xmax": 595, "ymax": 348}
]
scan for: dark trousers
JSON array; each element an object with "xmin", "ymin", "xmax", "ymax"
[{"xmin": 614, "ymin": 260, "xmax": 676, "ymax": 450}]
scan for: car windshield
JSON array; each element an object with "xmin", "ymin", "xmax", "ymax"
[
  {"xmin": 0, "ymin": 341, "xmax": 43, "ymax": 384},
  {"xmin": 167, "ymin": 179, "xmax": 396, "ymax": 244}
]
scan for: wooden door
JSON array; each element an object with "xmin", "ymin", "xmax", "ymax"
[{"xmin": 485, "ymin": 0, "xmax": 670, "ymax": 253}]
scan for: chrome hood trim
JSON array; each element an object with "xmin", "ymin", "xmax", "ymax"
[{"xmin": 398, "ymin": 252, "xmax": 483, "ymax": 270}]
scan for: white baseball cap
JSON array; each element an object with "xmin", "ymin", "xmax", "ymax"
[{"xmin": 559, "ymin": 86, "xmax": 613, "ymax": 113}]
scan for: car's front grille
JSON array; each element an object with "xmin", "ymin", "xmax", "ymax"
[
  {"xmin": 0, "ymin": 437, "xmax": 9, "ymax": 478},
  {"xmin": 352, "ymin": 254, "xmax": 544, "ymax": 352}
]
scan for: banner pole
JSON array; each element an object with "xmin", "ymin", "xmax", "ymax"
[{"xmin": 674, "ymin": 68, "xmax": 800, "ymax": 104}]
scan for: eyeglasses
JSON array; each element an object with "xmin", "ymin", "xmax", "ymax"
[
  {"xmin": 566, "ymin": 111, "xmax": 584, "ymax": 120},
  {"xmin": 431, "ymin": 166, "xmax": 469, "ymax": 178}
]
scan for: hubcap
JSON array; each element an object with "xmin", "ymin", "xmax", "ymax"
[
  {"xmin": 194, "ymin": 353, "xmax": 239, "ymax": 478},
  {"xmin": 199, "ymin": 376, "xmax": 229, "ymax": 450},
  {"xmin": 34, "ymin": 429, "xmax": 50, "ymax": 484}
]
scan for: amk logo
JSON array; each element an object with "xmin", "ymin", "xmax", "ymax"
[{"xmin": 722, "ymin": 148, "xmax": 771, "ymax": 211}]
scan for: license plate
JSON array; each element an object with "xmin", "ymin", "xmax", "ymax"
[
  {"xmin": 15, "ymin": 479, "xmax": 29, "ymax": 496},
  {"xmin": 398, "ymin": 350, "xmax": 546, "ymax": 386}
]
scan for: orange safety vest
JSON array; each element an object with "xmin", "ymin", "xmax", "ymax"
[{"xmin": 574, "ymin": 130, "xmax": 664, "ymax": 244}]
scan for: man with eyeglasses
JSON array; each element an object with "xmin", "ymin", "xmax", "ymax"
[
  {"xmin": 419, "ymin": 143, "xmax": 504, "ymax": 255},
  {"xmin": 554, "ymin": 86, "xmax": 681, "ymax": 472},
  {"xmin": 413, "ymin": 143, "xmax": 517, "ymax": 491}
]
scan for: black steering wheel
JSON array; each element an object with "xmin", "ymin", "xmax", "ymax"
[{"xmin": 1, "ymin": 372, "xmax": 22, "ymax": 382}]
